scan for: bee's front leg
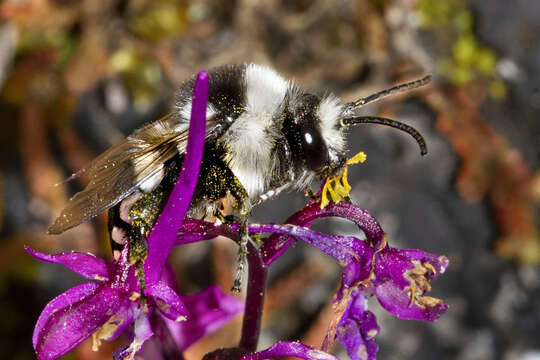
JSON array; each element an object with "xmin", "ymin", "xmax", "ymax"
[
  {"xmin": 231, "ymin": 208, "xmax": 251, "ymax": 292},
  {"xmin": 213, "ymin": 195, "xmax": 252, "ymax": 292}
]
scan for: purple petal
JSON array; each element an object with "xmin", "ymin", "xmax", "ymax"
[
  {"xmin": 177, "ymin": 218, "xmax": 239, "ymax": 246},
  {"xmin": 251, "ymin": 223, "xmax": 367, "ymax": 266},
  {"xmin": 113, "ymin": 309, "xmax": 154, "ymax": 360},
  {"xmin": 161, "ymin": 263, "xmax": 180, "ymax": 292},
  {"xmin": 241, "ymin": 341, "xmax": 339, "ymax": 360},
  {"xmin": 178, "ymin": 220, "xmax": 373, "ymax": 268},
  {"xmin": 372, "ymin": 247, "xmax": 449, "ymax": 321},
  {"xmin": 25, "ymin": 246, "xmax": 109, "ymax": 281},
  {"xmin": 373, "ymin": 247, "xmax": 413, "ymax": 290},
  {"xmin": 33, "ymin": 282, "xmax": 126, "ymax": 360},
  {"xmin": 399, "ymin": 249, "xmax": 450, "ymax": 278},
  {"xmin": 146, "ymin": 282, "xmax": 188, "ymax": 321},
  {"xmin": 33, "ymin": 282, "xmax": 99, "ymax": 351},
  {"xmin": 336, "ymin": 290, "xmax": 379, "ymax": 360},
  {"xmin": 336, "ymin": 260, "xmax": 372, "ymax": 302},
  {"xmin": 260, "ymin": 201, "xmax": 384, "ymax": 265},
  {"xmin": 374, "ymin": 281, "xmax": 448, "ymax": 321},
  {"xmin": 145, "ymin": 71, "xmax": 208, "ymax": 284},
  {"xmin": 164, "ymin": 285, "xmax": 244, "ymax": 350},
  {"xmin": 96, "ymin": 302, "xmax": 135, "ymax": 342}
]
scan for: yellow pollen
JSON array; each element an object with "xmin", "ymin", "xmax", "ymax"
[
  {"xmin": 129, "ymin": 292, "xmax": 140, "ymax": 301},
  {"xmin": 321, "ymin": 151, "xmax": 366, "ymax": 208}
]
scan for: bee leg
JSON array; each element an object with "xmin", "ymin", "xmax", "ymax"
[
  {"xmin": 232, "ymin": 217, "xmax": 249, "ymax": 292},
  {"xmin": 128, "ymin": 221, "xmax": 149, "ymax": 309},
  {"xmin": 231, "ymin": 199, "xmax": 253, "ymax": 293},
  {"xmin": 211, "ymin": 205, "xmax": 251, "ymax": 292}
]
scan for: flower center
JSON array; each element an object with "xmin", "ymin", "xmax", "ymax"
[{"xmin": 404, "ymin": 260, "xmax": 443, "ymax": 308}]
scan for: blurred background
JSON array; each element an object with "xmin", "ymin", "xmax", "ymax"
[{"xmin": 0, "ymin": 0, "xmax": 539, "ymax": 359}]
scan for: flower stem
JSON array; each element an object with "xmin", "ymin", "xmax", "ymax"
[{"xmin": 239, "ymin": 245, "xmax": 267, "ymax": 352}]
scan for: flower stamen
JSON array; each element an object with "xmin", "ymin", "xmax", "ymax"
[
  {"xmin": 321, "ymin": 152, "xmax": 366, "ymax": 208},
  {"xmin": 403, "ymin": 260, "xmax": 445, "ymax": 308},
  {"xmin": 423, "ymin": 262, "xmax": 437, "ymax": 275},
  {"xmin": 405, "ymin": 285, "xmax": 416, "ymax": 307}
]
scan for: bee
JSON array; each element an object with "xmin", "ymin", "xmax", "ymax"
[{"xmin": 48, "ymin": 64, "xmax": 430, "ymax": 291}]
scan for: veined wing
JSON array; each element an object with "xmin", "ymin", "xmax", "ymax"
[{"xmin": 48, "ymin": 113, "xmax": 193, "ymax": 234}]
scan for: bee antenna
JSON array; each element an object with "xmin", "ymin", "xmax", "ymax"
[
  {"xmin": 343, "ymin": 75, "xmax": 432, "ymax": 113},
  {"xmin": 341, "ymin": 116, "xmax": 428, "ymax": 156}
]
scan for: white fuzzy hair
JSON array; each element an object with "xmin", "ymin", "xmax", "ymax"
[
  {"xmin": 317, "ymin": 94, "xmax": 346, "ymax": 162},
  {"xmin": 175, "ymin": 102, "xmax": 217, "ymax": 132},
  {"xmin": 221, "ymin": 64, "xmax": 290, "ymax": 198}
]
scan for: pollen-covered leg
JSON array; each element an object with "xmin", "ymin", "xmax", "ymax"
[
  {"xmin": 196, "ymin": 146, "xmax": 252, "ymax": 291},
  {"xmin": 232, "ymin": 214, "xmax": 250, "ymax": 293},
  {"xmin": 213, "ymin": 199, "xmax": 253, "ymax": 293},
  {"xmin": 127, "ymin": 188, "xmax": 171, "ymax": 306},
  {"xmin": 128, "ymin": 223, "xmax": 149, "ymax": 309},
  {"xmin": 109, "ymin": 159, "xmax": 180, "ymax": 307}
]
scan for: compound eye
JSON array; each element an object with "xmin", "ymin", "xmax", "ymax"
[{"xmin": 301, "ymin": 125, "xmax": 328, "ymax": 171}]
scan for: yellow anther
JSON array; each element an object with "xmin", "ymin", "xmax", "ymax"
[
  {"xmin": 347, "ymin": 151, "xmax": 367, "ymax": 165},
  {"xmin": 320, "ymin": 152, "xmax": 367, "ymax": 208}
]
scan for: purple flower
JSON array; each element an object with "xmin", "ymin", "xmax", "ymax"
[
  {"xmin": 259, "ymin": 202, "xmax": 449, "ymax": 359},
  {"xmin": 178, "ymin": 200, "xmax": 448, "ymax": 360},
  {"xmin": 26, "ymin": 246, "xmax": 187, "ymax": 360},
  {"xmin": 26, "ymin": 247, "xmax": 243, "ymax": 360},
  {"xmin": 370, "ymin": 247, "xmax": 449, "ymax": 321},
  {"xmin": 29, "ymin": 71, "xmax": 211, "ymax": 360},
  {"xmin": 160, "ymin": 284, "xmax": 244, "ymax": 351},
  {"xmin": 335, "ymin": 289, "xmax": 379, "ymax": 360},
  {"xmin": 253, "ymin": 202, "xmax": 448, "ymax": 315}
]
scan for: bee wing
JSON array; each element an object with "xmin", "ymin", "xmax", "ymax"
[{"xmin": 48, "ymin": 112, "xmax": 212, "ymax": 234}]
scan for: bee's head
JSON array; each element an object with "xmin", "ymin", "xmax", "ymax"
[
  {"xmin": 283, "ymin": 93, "xmax": 347, "ymax": 178},
  {"xmin": 283, "ymin": 75, "xmax": 431, "ymax": 181}
]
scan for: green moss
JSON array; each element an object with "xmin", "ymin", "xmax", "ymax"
[
  {"xmin": 453, "ymin": 34, "xmax": 477, "ymax": 65},
  {"xmin": 416, "ymin": 0, "xmax": 505, "ymax": 99},
  {"xmin": 109, "ymin": 48, "xmax": 164, "ymax": 108},
  {"xmin": 475, "ymin": 48, "xmax": 497, "ymax": 75},
  {"xmin": 129, "ymin": 1, "xmax": 188, "ymax": 40},
  {"xmin": 488, "ymin": 80, "xmax": 507, "ymax": 99}
]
